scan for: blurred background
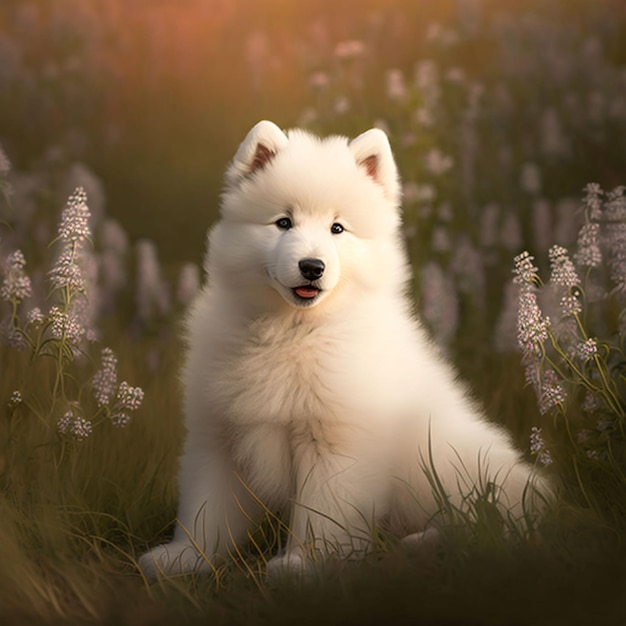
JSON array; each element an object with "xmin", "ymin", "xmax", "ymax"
[
  {"xmin": 2, "ymin": 0, "xmax": 626, "ymax": 382},
  {"xmin": 1, "ymin": 0, "xmax": 623, "ymax": 260}
]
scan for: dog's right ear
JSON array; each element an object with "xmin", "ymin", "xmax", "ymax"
[
  {"xmin": 225, "ymin": 121, "xmax": 289, "ymax": 186},
  {"xmin": 349, "ymin": 128, "xmax": 400, "ymax": 204}
]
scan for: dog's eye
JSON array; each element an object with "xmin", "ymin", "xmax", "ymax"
[
  {"xmin": 330, "ymin": 223, "xmax": 344, "ymax": 235},
  {"xmin": 275, "ymin": 217, "xmax": 293, "ymax": 230}
]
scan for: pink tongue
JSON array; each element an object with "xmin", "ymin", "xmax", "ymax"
[{"xmin": 295, "ymin": 286, "xmax": 319, "ymax": 299}]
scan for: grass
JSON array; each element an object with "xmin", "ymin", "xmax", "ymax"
[
  {"xmin": 1, "ymin": 329, "xmax": 625, "ymax": 624},
  {"xmin": 0, "ymin": 334, "xmax": 183, "ymax": 623},
  {"xmin": 0, "ymin": 298, "xmax": 625, "ymax": 624}
]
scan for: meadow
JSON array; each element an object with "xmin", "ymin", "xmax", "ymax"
[{"xmin": 1, "ymin": 0, "xmax": 626, "ymax": 623}]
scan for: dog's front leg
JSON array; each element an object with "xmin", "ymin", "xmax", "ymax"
[
  {"xmin": 138, "ymin": 444, "xmax": 261, "ymax": 578},
  {"xmin": 267, "ymin": 448, "xmax": 379, "ymax": 576}
]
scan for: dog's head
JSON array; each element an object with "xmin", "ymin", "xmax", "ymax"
[{"xmin": 209, "ymin": 121, "xmax": 407, "ymax": 313}]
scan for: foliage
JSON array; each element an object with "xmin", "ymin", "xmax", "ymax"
[{"xmin": 513, "ymin": 184, "xmax": 626, "ymax": 526}]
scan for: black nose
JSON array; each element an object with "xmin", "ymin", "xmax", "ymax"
[{"xmin": 298, "ymin": 258, "xmax": 325, "ymax": 281}]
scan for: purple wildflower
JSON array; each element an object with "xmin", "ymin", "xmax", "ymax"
[
  {"xmin": 48, "ymin": 247, "xmax": 85, "ymax": 291},
  {"xmin": 58, "ymin": 410, "xmax": 92, "ymax": 441},
  {"xmin": 92, "ymin": 347, "xmax": 118, "ymax": 407},
  {"xmin": 111, "ymin": 413, "xmax": 131, "ymax": 429},
  {"xmin": 1, "ymin": 250, "xmax": 32, "ymax": 303},
  {"xmin": 576, "ymin": 338, "xmax": 599, "ymax": 361},
  {"xmin": 529, "ymin": 426, "xmax": 553, "ymax": 466},
  {"xmin": 49, "ymin": 306, "xmax": 85, "ymax": 343},
  {"xmin": 582, "ymin": 183, "xmax": 603, "ymax": 221},
  {"xmin": 538, "ymin": 370, "xmax": 566, "ymax": 415}
]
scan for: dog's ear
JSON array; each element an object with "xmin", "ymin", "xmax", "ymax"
[
  {"xmin": 225, "ymin": 121, "xmax": 289, "ymax": 186},
  {"xmin": 349, "ymin": 128, "xmax": 400, "ymax": 203}
]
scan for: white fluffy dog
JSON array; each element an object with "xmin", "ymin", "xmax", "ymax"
[{"xmin": 138, "ymin": 121, "xmax": 549, "ymax": 578}]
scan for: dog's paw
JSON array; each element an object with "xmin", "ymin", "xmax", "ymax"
[
  {"xmin": 137, "ymin": 542, "xmax": 206, "ymax": 579},
  {"xmin": 401, "ymin": 526, "xmax": 441, "ymax": 553},
  {"xmin": 266, "ymin": 550, "xmax": 309, "ymax": 580}
]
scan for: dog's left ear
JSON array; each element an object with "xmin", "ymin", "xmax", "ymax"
[
  {"xmin": 349, "ymin": 128, "xmax": 400, "ymax": 203},
  {"xmin": 225, "ymin": 120, "xmax": 289, "ymax": 187}
]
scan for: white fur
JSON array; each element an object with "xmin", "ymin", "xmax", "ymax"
[{"xmin": 138, "ymin": 122, "xmax": 549, "ymax": 578}]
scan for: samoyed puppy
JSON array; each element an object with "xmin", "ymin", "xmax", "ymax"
[{"xmin": 139, "ymin": 121, "xmax": 549, "ymax": 578}]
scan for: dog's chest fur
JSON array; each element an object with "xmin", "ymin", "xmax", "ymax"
[
  {"xmin": 214, "ymin": 315, "xmax": 345, "ymax": 427},
  {"xmin": 209, "ymin": 314, "xmax": 362, "ymax": 504}
]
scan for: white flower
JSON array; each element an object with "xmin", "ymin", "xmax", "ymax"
[
  {"xmin": 8, "ymin": 390, "xmax": 22, "ymax": 408},
  {"xmin": 516, "ymin": 284, "xmax": 550, "ymax": 355},
  {"xmin": 513, "ymin": 251, "xmax": 539, "ymax": 285},
  {"xmin": 548, "ymin": 245, "xmax": 580, "ymax": 288},
  {"xmin": 26, "ymin": 307, "xmax": 44, "ymax": 326},
  {"xmin": 574, "ymin": 223, "xmax": 601, "ymax": 268},
  {"xmin": 49, "ymin": 306, "xmax": 85, "ymax": 343},
  {"xmin": 116, "ymin": 381, "xmax": 144, "ymax": 412},
  {"xmin": 58, "ymin": 187, "xmax": 91, "ymax": 244},
  {"xmin": 48, "ymin": 247, "xmax": 85, "ymax": 291},
  {"xmin": 559, "ymin": 293, "xmax": 582, "ymax": 317}
]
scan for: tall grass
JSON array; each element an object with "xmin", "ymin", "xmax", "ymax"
[{"xmin": 1, "ymin": 0, "xmax": 626, "ymax": 623}]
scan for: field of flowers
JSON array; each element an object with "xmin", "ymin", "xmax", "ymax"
[{"xmin": 1, "ymin": 0, "xmax": 626, "ymax": 623}]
